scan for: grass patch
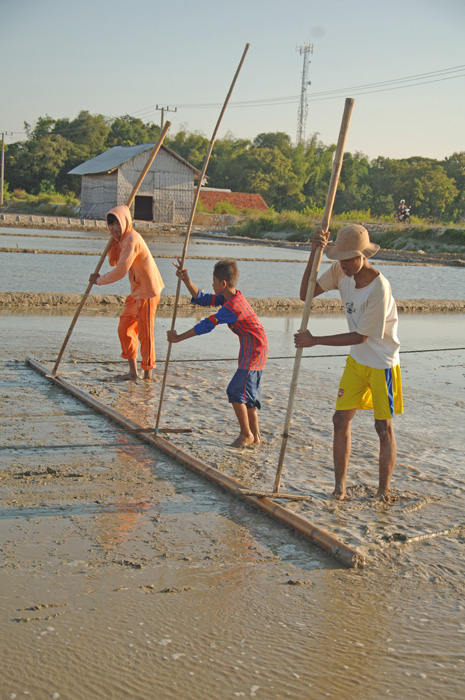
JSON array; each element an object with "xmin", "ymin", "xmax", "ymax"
[{"xmin": 229, "ymin": 209, "xmax": 465, "ymax": 253}]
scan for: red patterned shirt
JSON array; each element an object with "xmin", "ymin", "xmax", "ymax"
[{"xmin": 192, "ymin": 290, "xmax": 268, "ymax": 370}]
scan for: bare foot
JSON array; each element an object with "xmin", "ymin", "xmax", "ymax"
[
  {"xmin": 142, "ymin": 370, "xmax": 153, "ymax": 381},
  {"xmin": 375, "ymin": 490, "xmax": 391, "ymax": 503},
  {"xmin": 332, "ymin": 485, "xmax": 347, "ymax": 501},
  {"xmin": 115, "ymin": 372, "xmax": 139, "ymax": 382},
  {"xmin": 230, "ymin": 433, "xmax": 255, "ymax": 448}
]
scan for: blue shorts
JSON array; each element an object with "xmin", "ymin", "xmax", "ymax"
[{"xmin": 226, "ymin": 369, "xmax": 263, "ymax": 409}]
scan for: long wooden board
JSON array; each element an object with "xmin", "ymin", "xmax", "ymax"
[{"xmin": 26, "ymin": 357, "xmax": 366, "ymax": 568}]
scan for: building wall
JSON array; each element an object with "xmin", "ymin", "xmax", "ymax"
[
  {"xmin": 80, "ymin": 173, "xmax": 118, "ymax": 219},
  {"xmin": 117, "ymin": 150, "xmax": 194, "ymax": 224}
]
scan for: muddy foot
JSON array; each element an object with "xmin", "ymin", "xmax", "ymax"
[
  {"xmin": 230, "ymin": 434, "xmax": 255, "ymax": 448},
  {"xmin": 114, "ymin": 373, "xmax": 140, "ymax": 382}
]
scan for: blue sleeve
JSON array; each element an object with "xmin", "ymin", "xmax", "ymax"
[
  {"xmin": 194, "ymin": 304, "xmax": 239, "ymax": 336},
  {"xmin": 191, "ymin": 291, "xmax": 225, "ymax": 307}
]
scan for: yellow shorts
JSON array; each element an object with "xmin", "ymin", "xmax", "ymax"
[{"xmin": 336, "ymin": 355, "xmax": 403, "ymax": 420}]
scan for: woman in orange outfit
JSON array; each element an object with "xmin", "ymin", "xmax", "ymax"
[{"xmin": 90, "ymin": 205, "xmax": 164, "ymax": 381}]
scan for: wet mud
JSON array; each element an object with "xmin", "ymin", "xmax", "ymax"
[
  {"xmin": 2, "ymin": 291, "xmax": 465, "ymax": 315},
  {"xmin": 1, "ymin": 227, "xmax": 465, "ymax": 699},
  {"xmin": 1, "ymin": 329, "xmax": 465, "ymax": 698}
]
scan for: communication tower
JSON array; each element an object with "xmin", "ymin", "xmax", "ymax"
[{"xmin": 296, "ymin": 43, "xmax": 314, "ymax": 145}]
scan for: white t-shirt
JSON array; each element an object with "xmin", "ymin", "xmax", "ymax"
[{"xmin": 318, "ymin": 262, "xmax": 400, "ymax": 369}]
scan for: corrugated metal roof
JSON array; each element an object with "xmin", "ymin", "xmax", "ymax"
[
  {"xmin": 68, "ymin": 144, "xmax": 201, "ymax": 176},
  {"xmin": 68, "ymin": 144, "xmax": 154, "ymax": 175}
]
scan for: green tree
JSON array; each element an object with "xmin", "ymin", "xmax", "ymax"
[
  {"xmin": 207, "ymin": 134, "xmax": 251, "ymax": 190},
  {"xmin": 409, "ymin": 164, "xmax": 458, "ymax": 219},
  {"xmin": 105, "ymin": 115, "xmax": 160, "ymax": 147},
  {"xmin": 166, "ymin": 130, "xmax": 209, "ymax": 170},
  {"xmin": 233, "ymin": 147, "xmax": 303, "ymax": 210},
  {"xmin": 4, "ymin": 134, "xmax": 74, "ymax": 193},
  {"xmin": 442, "ymin": 152, "xmax": 465, "ymax": 220},
  {"xmin": 335, "ymin": 151, "xmax": 372, "ymax": 213},
  {"xmin": 301, "ymin": 135, "xmax": 336, "ymax": 209},
  {"xmin": 369, "ymin": 157, "xmax": 410, "ymax": 216},
  {"xmin": 4, "ymin": 111, "xmax": 465, "ymax": 222},
  {"xmin": 52, "ymin": 110, "xmax": 110, "ymax": 153},
  {"xmin": 253, "ymin": 131, "xmax": 293, "ymax": 156}
]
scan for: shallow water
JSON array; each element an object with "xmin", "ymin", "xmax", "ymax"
[
  {"xmin": 0, "ymin": 227, "xmax": 311, "ymax": 260},
  {"xmin": 2, "ymin": 227, "xmax": 465, "ymax": 301},
  {"xmin": 2, "ymin": 311, "xmax": 463, "ymax": 366},
  {"xmin": 1, "ymin": 315, "xmax": 465, "ymax": 699},
  {"xmin": 2, "ymin": 249, "xmax": 465, "ymax": 300},
  {"xmin": 1, "ymin": 230, "xmax": 465, "ymax": 699}
]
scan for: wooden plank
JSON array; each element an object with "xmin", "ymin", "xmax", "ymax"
[{"xmin": 26, "ymin": 357, "xmax": 366, "ymax": 569}]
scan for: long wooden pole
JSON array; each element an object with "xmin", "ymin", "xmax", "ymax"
[
  {"xmin": 27, "ymin": 356, "xmax": 365, "ymax": 568},
  {"xmin": 52, "ymin": 121, "xmax": 172, "ymax": 375},
  {"xmin": 154, "ymin": 43, "xmax": 251, "ymax": 430},
  {"xmin": 273, "ymin": 97, "xmax": 355, "ymax": 494}
]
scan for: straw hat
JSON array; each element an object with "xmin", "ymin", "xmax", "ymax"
[{"xmin": 325, "ymin": 224, "xmax": 380, "ymax": 260}]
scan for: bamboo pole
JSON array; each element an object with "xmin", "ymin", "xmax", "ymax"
[
  {"xmin": 51, "ymin": 121, "xmax": 172, "ymax": 375},
  {"xmin": 273, "ymin": 98, "xmax": 355, "ymax": 494},
  {"xmin": 26, "ymin": 356, "xmax": 366, "ymax": 568},
  {"xmin": 154, "ymin": 43, "xmax": 250, "ymax": 431},
  {"xmin": 384, "ymin": 524, "xmax": 465, "ymax": 543}
]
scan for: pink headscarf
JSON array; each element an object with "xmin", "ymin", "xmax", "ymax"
[{"xmin": 106, "ymin": 205, "xmax": 133, "ymax": 267}]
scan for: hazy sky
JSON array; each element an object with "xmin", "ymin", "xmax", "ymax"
[{"xmin": 2, "ymin": 0, "xmax": 464, "ymax": 160}]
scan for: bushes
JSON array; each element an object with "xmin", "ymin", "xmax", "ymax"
[
  {"xmin": 211, "ymin": 201, "xmax": 240, "ymax": 215},
  {"xmin": 2, "ymin": 188, "xmax": 79, "ymax": 215},
  {"xmin": 228, "ymin": 210, "xmax": 465, "ymax": 253},
  {"xmin": 369, "ymin": 226, "xmax": 465, "ymax": 252},
  {"xmin": 230, "ymin": 209, "xmax": 345, "ymax": 238}
]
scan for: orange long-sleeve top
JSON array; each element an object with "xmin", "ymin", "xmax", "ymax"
[{"xmin": 97, "ymin": 205, "xmax": 164, "ymax": 299}]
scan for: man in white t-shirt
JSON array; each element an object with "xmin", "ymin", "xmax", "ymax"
[{"xmin": 295, "ymin": 224, "xmax": 403, "ymax": 501}]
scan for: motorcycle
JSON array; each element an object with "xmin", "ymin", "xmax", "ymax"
[{"xmin": 397, "ymin": 206, "xmax": 411, "ymax": 223}]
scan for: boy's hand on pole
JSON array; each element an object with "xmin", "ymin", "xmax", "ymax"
[
  {"xmin": 172, "ymin": 258, "xmax": 189, "ymax": 282},
  {"xmin": 89, "ymin": 273, "xmax": 100, "ymax": 285},
  {"xmin": 167, "ymin": 330, "xmax": 179, "ymax": 343},
  {"xmin": 294, "ymin": 330, "xmax": 316, "ymax": 348}
]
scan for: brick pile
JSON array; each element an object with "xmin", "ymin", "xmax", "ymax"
[{"xmin": 199, "ymin": 191, "xmax": 268, "ymax": 212}]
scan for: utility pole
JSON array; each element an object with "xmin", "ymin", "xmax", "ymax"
[
  {"xmin": 1, "ymin": 132, "xmax": 14, "ymax": 206},
  {"xmin": 0, "ymin": 132, "xmax": 11, "ymax": 207},
  {"xmin": 296, "ymin": 43, "xmax": 314, "ymax": 145},
  {"xmin": 156, "ymin": 105, "xmax": 177, "ymax": 130}
]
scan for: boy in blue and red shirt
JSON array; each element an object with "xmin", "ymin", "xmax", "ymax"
[{"xmin": 167, "ymin": 258, "xmax": 268, "ymax": 448}]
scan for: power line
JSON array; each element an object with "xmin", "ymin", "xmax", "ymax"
[
  {"xmin": 7, "ymin": 63, "xmax": 465, "ymax": 138},
  {"xmin": 130, "ymin": 63, "xmax": 465, "ymax": 116},
  {"xmin": 307, "ymin": 72, "xmax": 465, "ymax": 102},
  {"xmin": 306, "ymin": 64, "xmax": 465, "ymax": 97}
]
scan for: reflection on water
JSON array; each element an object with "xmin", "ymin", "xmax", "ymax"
[
  {"xmin": 1, "ymin": 227, "xmax": 464, "ymax": 300},
  {"xmin": 0, "ymin": 230, "xmax": 308, "ymax": 261},
  {"xmin": 1, "ymin": 249, "xmax": 465, "ymax": 299},
  {"xmin": 1, "ymin": 308, "xmax": 465, "ymax": 699},
  {"xmin": 0, "ymin": 230, "xmax": 311, "ymax": 261},
  {"xmin": 2, "ymin": 313, "xmax": 464, "ymax": 374}
]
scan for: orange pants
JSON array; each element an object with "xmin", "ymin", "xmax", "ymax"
[{"xmin": 118, "ymin": 295, "xmax": 159, "ymax": 370}]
